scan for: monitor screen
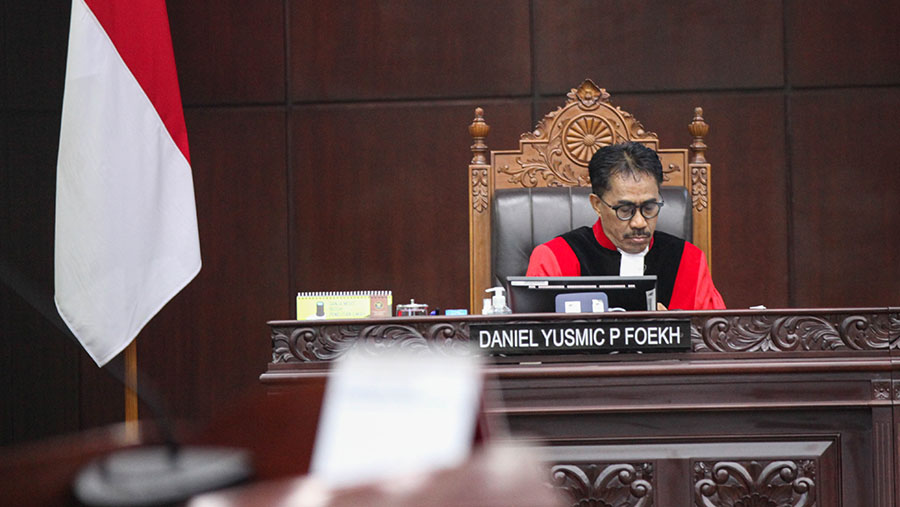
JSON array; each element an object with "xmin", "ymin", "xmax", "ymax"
[{"xmin": 506, "ymin": 276, "xmax": 658, "ymax": 313}]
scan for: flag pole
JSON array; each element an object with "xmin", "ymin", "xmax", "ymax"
[{"xmin": 125, "ymin": 340, "xmax": 138, "ymax": 438}]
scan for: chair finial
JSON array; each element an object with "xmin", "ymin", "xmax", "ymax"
[
  {"xmin": 469, "ymin": 108, "xmax": 490, "ymax": 165},
  {"xmin": 689, "ymin": 107, "xmax": 708, "ymax": 164}
]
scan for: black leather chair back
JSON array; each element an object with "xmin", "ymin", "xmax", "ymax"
[{"xmin": 491, "ymin": 186, "xmax": 691, "ymax": 286}]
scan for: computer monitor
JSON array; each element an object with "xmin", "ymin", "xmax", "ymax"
[{"xmin": 506, "ymin": 276, "xmax": 658, "ymax": 313}]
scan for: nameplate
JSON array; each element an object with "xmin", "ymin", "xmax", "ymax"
[{"xmin": 471, "ymin": 319, "xmax": 691, "ymax": 355}]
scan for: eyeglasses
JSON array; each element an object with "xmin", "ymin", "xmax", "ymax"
[{"xmin": 596, "ymin": 195, "xmax": 665, "ymax": 221}]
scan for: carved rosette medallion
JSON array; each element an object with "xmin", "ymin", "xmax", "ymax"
[
  {"xmin": 471, "ymin": 167, "xmax": 488, "ymax": 213},
  {"xmin": 873, "ymin": 380, "xmax": 891, "ymax": 400},
  {"xmin": 691, "ymin": 165, "xmax": 709, "ymax": 211},
  {"xmin": 563, "ymin": 114, "xmax": 614, "ymax": 164},
  {"xmin": 693, "ymin": 460, "xmax": 815, "ymax": 507},
  {"xmin": 549, "ymin": 462, "xmax": 653, "ymax": 507},
  {"xmin": 692, "ymin": 313, "xmax": 897, "ymax": 352},
  {"xmin": 271, "ymin": 322, "xmax": 471, "ymax": 363}
]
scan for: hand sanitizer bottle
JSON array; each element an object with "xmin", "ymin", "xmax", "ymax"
[
  {"xmin": 481, "ymin": 297, "xmax": 493, "ymax": 315},
  {"xmin": 486, "ymin": 287, "xmax": 511, "ymax": 314}
]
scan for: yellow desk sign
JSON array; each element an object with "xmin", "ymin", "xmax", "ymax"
[{"xmin": 297, "ymin": 291, "xmax": 393, "ymax": 320}]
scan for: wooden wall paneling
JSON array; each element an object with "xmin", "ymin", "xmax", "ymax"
[
  {"xmin": 168, "ymin": 1, "xmax": 286, "ymax": 106},
  {"xmin": 787, "ymin": 0, "xmax": 900, "ymax": 87},
  {"xmin": 614, "ymin": 92, "xmax": 790, "ymax": 309},
  {"xmin": 290, "ymin": 101, "xmax": 531, "ymax": 314},
  {"xmin": 5, "ymin": 112, "xmax": 58, "ymax": 295},
  {"xmin": 2, "ymin": 112, "xmax": 78, "ymax": 440},
  {"xmin": 3, "ymin": 294, "xmax": 82, "ymax": 444},
  {"xmin": 3, "ymin": 111, "xmax": 123, "ymax": 436},
  {"xmin": 1, "ymin": 2, "xmax": 7, "ymax": 110},
  {"xmin": 1, "ymin": 10, "xmax": 7, "ymax": 437},
  {"xmin": 0, "ymin": 290, "xmax": 8, "ymax": 445},
  {"xmin": 76, "ymin": 354, "xmax": 125, "ymax": 431},
  {"xmin": 4, "ymin": 2, "xmax": 68, "ymax": 110},
  {"xmin": 289, "ymin": 0, "xmax": 531, "ymax": 102},
  {"xmin": 789, "ymin": 89, "xmax": 900, "ymax": 307},
  {"xmin": 137, "ymin": 108, "xmax": 290, "ymax": 423},
  {"xmin": 532, "ymin": 0, "xmax": 784, "ymax": 95}
]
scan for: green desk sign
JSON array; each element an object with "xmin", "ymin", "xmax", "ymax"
[{"xmin": 471, "ymin": 319, "xmax": 691, "ymax": 355}]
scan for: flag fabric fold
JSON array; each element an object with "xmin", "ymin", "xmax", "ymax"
[{"xmin": 55, "ymin": 0, "xmax": 200, "ymax": 366}]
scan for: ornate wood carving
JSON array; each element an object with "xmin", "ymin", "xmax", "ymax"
[
  {"xmin": 692, "ymin": 312, "xmax": 900, "ymax": 352},
  {"xmin": 498, "ymin": 79, "xmax": 653, "ymax": 188},
  {"xmin": 272, "ymin": 311, "xmax": 900, "ymax": 363},
  {"xmin": 468, "ymin": 107, "xmax": 490, "ymax": 165},
  {"xmin": 550, "ymin": 462, "xmax": 653, "ymax": 507},
  {"xmin": 693, "ymin": 460, "xmax": 815, "ymax": 507},
  {"xmin": 688, "ymin": 107, "xmax": 708, "ymax": 165},
  {"xmin": 690, "ymin": 165, "xmax": 709, "ymax": 212},
  {"xmin": 663, "ymin": 163, "xmax": 680, "ymax": 183},
  {"xmin": 471, "ymin": 167, "xmax": 488, "ymax": 213},
  {"xmin": 272, "ymin": 321, "xmax": 471, "ymax": 363},
  {"xmin": 873, "ymin": 380, "xmax": 892, "ymax": 400}
]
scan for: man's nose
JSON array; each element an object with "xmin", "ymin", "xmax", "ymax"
[{"xmin": 629, "ymin": 211, "xmax": 648, "ymax": 229}]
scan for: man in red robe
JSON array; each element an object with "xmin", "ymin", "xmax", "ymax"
[{"xmin": 526, "ymin": 142, "xmax": 725, "ymax": 310}]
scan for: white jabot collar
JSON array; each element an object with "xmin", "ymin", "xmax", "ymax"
[{"xmin": 618, "ymin": 247, "xmax": 648, "ymax": 276}]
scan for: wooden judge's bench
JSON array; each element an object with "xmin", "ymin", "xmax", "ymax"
[{"xmin": 263, "ymin": 307, "xmax": 900, "ymax": 506}]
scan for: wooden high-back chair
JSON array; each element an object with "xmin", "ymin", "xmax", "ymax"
[{"xmin": 467, "ymin": 79, "xmax": 712, "ymax": 311}]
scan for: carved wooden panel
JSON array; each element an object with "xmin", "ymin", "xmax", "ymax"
[
  {"xmin": 693, "ymin": 460, "xmax": 816, "ymax": 507},
  {"xmin": 549, "ymin": 462, "xmax": 654, "ymax": 507},
  {"xmin": 691, "ymin": 312, "xmax": 900, "ymax": 352},
  {"xmin": 271, "ymin": 310, "xmax": 900, "ymax": 363},
  {"xmin": 272, "ymin": 321, "xmax": 472, "ymax": 363}
]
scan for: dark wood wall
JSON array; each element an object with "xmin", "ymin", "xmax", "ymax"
[{"xmin": 2, "ymin": 1, "xmax": 899, "ymax": 445}]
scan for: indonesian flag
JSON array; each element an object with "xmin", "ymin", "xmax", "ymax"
[{"xmin": 55, "ymin": 0, "xmax": 201, "ymax": 366}]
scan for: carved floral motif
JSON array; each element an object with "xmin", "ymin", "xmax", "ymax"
[
  {"xmin": 873, "ymin": 380, "xmax": 891, "ymax": 400},
  {"xmin": 271, "ymin": 322, "xmax": 471, "ymax": 363},
  {"xmin": 550, "ymin": 462, "xmax": 653, "ymax": 507},
  {"xmin": 694, "ymin": 460, "xmax": 815, "ymax": 507},
  {"xmin": 505, "ymin": 120, "xmax": 586, "ymax": 187},
  {"xmin": 568, "ymin": 80, "xmax": 610, "ymax": 109},
  {"xmin": 471, "ymin": 167, "xmax": 489, "ymax": 213},
  {"xmin": 840, "ymin": 314, "xmax": 900, "ymax": 349},
  {"xmin": 691, "ymin": 165, "xmax": 709, "ymax": 211},
  {"xmin": 692, "ymin": 313, "xmax": 897, "ymax": 352}
]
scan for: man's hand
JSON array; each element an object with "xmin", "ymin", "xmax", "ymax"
[{"xmin": 656, "ymin": 302, "xmax": 668, "ymax": 311}]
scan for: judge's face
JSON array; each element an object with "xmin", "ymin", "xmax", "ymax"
[{"xmin": 589, "ymin": 171, "xmax": 661, "ymax": 254}]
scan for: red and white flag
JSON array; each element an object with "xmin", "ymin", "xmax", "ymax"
[{"xmin": 55, "ymin": 0, "xmax": 200, "ymax": 366}]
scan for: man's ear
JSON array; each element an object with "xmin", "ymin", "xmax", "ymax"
[{"xmin": 588, "ymin": 193, "xmax": 603, "ymax": 215}]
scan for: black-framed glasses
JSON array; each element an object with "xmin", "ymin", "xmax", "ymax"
[{"xmin": 596, "ymin": 195, "xmax": 664, "ymax": 221}]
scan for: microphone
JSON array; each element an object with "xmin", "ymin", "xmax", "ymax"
[
  {"xmin": 2, "ymin": 250, "xmax": 254, "ymax": 505},
  {"xmin": 73, "ymin": 353, "xmax": 253, "ymax": 506}
]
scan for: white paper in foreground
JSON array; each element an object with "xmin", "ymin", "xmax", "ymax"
[{"xmin": 310, "ymin": 347, "xmax": 482, "ymax": 488}]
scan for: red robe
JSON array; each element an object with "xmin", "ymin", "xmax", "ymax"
[{"xmin": 526, "ymin": 218, "xmax": 725, "ymax": 310}]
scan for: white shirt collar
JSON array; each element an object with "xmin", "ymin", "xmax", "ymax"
[{"xmin": 617, "ymin": 247, "xmax": 648, "ymax": 276}]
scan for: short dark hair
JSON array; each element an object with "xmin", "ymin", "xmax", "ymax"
[{"xmin": 588, "ymin": 142, "xmax": 663, "ymax": 196}]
